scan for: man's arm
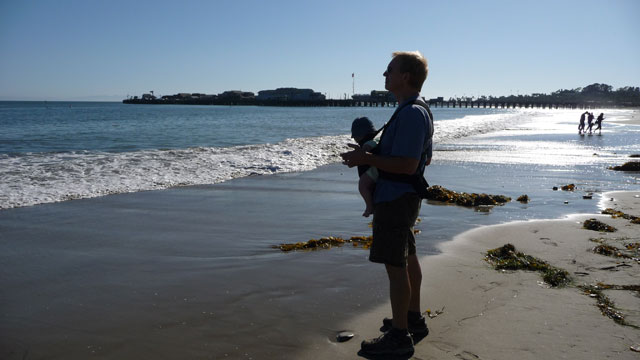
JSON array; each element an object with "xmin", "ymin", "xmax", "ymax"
[{"xmin": 341, "ymin": 144, "xmax": 419, "ymax": 175}]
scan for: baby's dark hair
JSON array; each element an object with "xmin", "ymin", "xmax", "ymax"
[{"xmin": 351, "ymin": 117, "xmax": 377, "ymax": 146}]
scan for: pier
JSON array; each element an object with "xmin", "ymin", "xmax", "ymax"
[{"xmin": 123, "ymin": 84, "xmax": 639, "ymax": 109}]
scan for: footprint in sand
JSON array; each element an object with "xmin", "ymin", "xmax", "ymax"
[
  {"xmin": 455, "ymin": 350, "xmax": 481, "ymax": 359},
  {"xmin": 539, "ymin": 237, "xmax": 558, "ymax": 247}
]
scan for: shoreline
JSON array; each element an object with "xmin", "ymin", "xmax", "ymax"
[
  {"xmin": 4, "ymin": 106, "xmax": 639, "ymax": 211},
  {"xmin": 307, "ymin": 190, "xmax": 640, "ymax": 359}
]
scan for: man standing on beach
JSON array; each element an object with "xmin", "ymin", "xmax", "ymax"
[{"xmin": 341, "ymin": 51, "xmax": 433, "ymax": 356}]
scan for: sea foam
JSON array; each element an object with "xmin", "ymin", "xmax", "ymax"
[{"xmin": 0, "ymin": 109, "xmax": 549, "ymax": 209}]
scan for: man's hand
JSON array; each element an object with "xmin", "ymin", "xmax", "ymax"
[
  {"xmin": 340, "ymin": 143, "xmax": 368, "ymax": 168},
  {"xmin": 425, "ymin": 157, "xmax": 432, "ymax": 166}
]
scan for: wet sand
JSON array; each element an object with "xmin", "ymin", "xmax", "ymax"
[
  {"xmin": 608, "ymin": 110, "xmax": 640, "ymax": 126},
  {"xmin": 0, "ymin": 164, "xmax": 390, "ymax": 359},
  {"xmin": 311, "ymin": 191, "xmax": 640, "ymax": 359}
]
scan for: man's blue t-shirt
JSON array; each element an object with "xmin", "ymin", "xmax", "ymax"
[{"xmin": 373, "ymin": 95, "xmax": 433, "ymax": 204}]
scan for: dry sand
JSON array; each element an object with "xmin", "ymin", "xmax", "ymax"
[{"xmin": 307, "ymin": 191, "xmax": 640, "ymax": 359}]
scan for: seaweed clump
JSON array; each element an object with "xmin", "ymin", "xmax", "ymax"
[
  {"xmin": 601, "ymin": 208, "xmax": 640, "ymax": 223},
  {"xmin": 579, "ymin": 284, "xmax": 639, "ymax": 328},
  {"xmin": 517, "ymin": 195, "xmax": 529, "ymax": 203},
  {"xmin": 609, "ymin": 161, "xmax": 640, "ymax": 171},
  {"xmin": 583, "ymin": 218, "xmax": 617, "ymax": 232},
  {"xmin": 592, "ymin": 244, "xmax": 629, "ymax": 258},
  {"xmin": 590, "ymin": 238, "xmax": 640, "ymax": 262},
  {"xmin": 424, "ymin": 185, "xmax": 511, "ymax": 207},
  {"xmin": 485, "ymin": 244, "xmax": 571, "ymax": 287},
  {"xmin": 626, "ymin": 242, "xmax": 640, "ymax": 252},
  {"xmin": 601, "ymin": 208, "xmax": 627, "ymax": 218},
  {"xmin": 596, "ymin": 283, "xmax": 640, "ymax": 292},
  {"xmin": 273, "ymin": 236, "xmax": 346, "ymax": 251},
  {"xmin": 273, "ymin": 235, "xmax": 373, "ymax": 252},
  {"xmin": 348, "ymin": 235, "xmax": 373, "ymax": 249}
]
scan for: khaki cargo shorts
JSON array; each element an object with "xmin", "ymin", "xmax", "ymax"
[{"xmin": 369, "ymin": 192, "xmax": 421, "ymax": 267}]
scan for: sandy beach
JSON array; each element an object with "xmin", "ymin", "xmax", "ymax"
[
  {"xmin": 311, "ymin": 190, "xmax": 640, "ymax": 359},
  {"xmin": 608, "ymin": 110, "xmax": 640, "ymax": 126}
]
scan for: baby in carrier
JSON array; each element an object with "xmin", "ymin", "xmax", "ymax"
[{"xmin": 351, "ymin": 117, "xmax": 379, "ymax": 217}]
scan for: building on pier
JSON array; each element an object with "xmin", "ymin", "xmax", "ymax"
[
  {"xmin": 352, "ymin": 90, "xmax": 396, "ymax": 102},
  {"xmin": 218, "ymin": 91, "xmax": 255, "ymax": 100},
  {"xmin": 256, "ymin": 88, "xmax": 325, "ymax": 101}
]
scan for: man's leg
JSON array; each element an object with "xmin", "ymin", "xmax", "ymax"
[
  {"xmin": 362, "ymin": 264, "xmax": 414, "ymax": 356},
  {"xmin": 407, "ymin": 254, "xmax": 422, "ymax": 312},
  {"xmin": 386, "ymin": 264, "xmax": 411, "ymax": 330}
]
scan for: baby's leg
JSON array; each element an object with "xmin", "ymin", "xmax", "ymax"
[{"xmin": 358, "ymin": 174, "xmax": 376, "ymax": 217}]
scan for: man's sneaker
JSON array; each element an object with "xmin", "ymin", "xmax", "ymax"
[
  {"xmin": 381, "ymin": 316, "xmax": 429, "ymax": 336},
  {"xmin": 360, "ymin": 328, "xmax": 414, "ymax": 356}
]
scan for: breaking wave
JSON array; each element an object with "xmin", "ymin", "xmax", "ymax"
[{"xmin": 0, "ymin": 109, "xmax": 538, "ymax": 209}]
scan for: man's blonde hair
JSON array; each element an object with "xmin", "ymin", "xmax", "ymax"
[{"xmin": 392, "ymin": 51, "xmax": 428, "ymax": 91}]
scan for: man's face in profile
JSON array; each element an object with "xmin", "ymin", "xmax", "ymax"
[{"xmin": 384, "ymin": 57, "xmax": 403, "ymax": 92}]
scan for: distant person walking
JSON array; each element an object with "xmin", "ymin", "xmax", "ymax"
[
  {"xmin": 587, "ymin": 112, "xmax": 595, "ymax": 134},
  {"xmin": 578, "ymin": 111, "xmax": 588, "ymax": 134},
  {"xmin": 341, "ymin": 51, "xmax": 433, "ymax": 357},
  {"xmin": 594, "ymin": 113, "xmax": 604, "ymax": 135}
]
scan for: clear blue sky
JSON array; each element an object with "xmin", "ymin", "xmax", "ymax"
[{"xmin": 1, "ymin": 0, "xmax": 639, "ymax": 101}]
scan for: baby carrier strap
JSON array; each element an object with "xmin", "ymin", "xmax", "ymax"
[{"xmin": 376, "ymin": 99, "xmax": 434, "ymax": 199}]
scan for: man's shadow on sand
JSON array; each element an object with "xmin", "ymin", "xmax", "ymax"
[{"xmin": 356, "ymin": 332, "xmax": 428, "ymax": 359}]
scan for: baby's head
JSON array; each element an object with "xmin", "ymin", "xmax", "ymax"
[{"xmin": 351, "ymin": 117, "xmax": 376, "ymax": 144}]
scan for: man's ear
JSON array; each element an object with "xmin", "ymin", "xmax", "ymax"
[{"xmin": 401, "ymin": 72, "xmax": 411, "ymax": 85}]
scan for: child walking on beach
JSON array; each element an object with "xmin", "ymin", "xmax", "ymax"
[
  {"xmin": 351, "ymin": 117, "xmax": 379, "ymax": 217},
  {"xmin": 595, "ymin": 113, "xmax": 604, "ymax": 134}
]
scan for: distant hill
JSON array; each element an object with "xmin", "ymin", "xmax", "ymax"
[{"xmin": 452, "ymin": 83, "xmax": 640, "ymax": 107}]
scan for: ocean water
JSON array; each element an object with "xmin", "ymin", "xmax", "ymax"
[{"xmin": 1, "ymin": 101, "xmax": 559, "ymax": 210}]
